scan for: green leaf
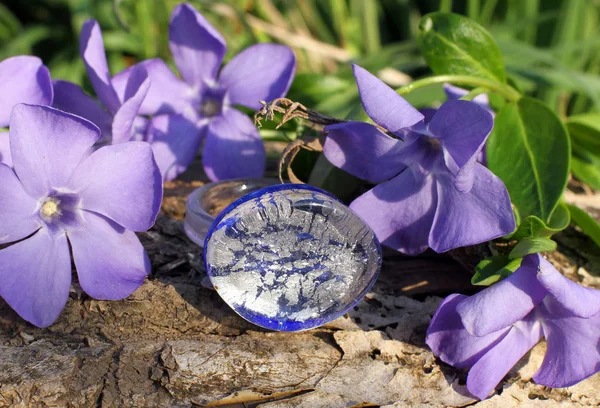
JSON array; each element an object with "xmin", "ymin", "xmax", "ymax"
[
  {"xmin": 487, "ymin": 97, "xmax": 570, "ymax": 222},
  {"xmin": 508, "ymin": 237, "xmax": 557, "ymax": 259},
  {"xmin": 417, "ymin": 12, "xmax": 506, "ymax": 83},
  {"xmin": 567, "ymin": 204, "xmax": 600, "ymax": 247},
  {"xmin": 571, "ymin": 154, "xmax": 600, "ymax": 191},
  {"xmin": 512, "ymin": 203, "xmax": 571, "ymax": 240},
  {"xmin": 472, "ymin": 256, "xmax": 522, "ymax": 286},
  {"xmin": 567, "ymin": 113, "xmax": 600, "ymax": 156},
  {"xmin": 102, "ymin": 32, "xmax": 142, "ymax": 54}
]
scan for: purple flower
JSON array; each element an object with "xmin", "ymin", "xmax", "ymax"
[
  {"xmin": 443, "ymin": 83, "xmax": 491, "ymax": 112},
  {"xmin": 426, "ymin": 254, "xmax": 600, "ymax": 399},
  {"xmin": 0, "ymin": 55, "xmax": 53, "ymax": 166},
  {"xmin": 52, "ymin": 19, "xmax": 152, "ymax": 148},
  {"xmin": 323, "ymin": 65, "xmax": 515, "ymax": 254},
  {"xmin": 0, "ymin": 104, "xmax": 162, "ymax": 327},
  {"xmin": 112, "ymin": 3, "xmax": 296, "ymax": 181},
  {"xmin": 443, "ymin": 84, "xmax": 492, "ymax": 165}
]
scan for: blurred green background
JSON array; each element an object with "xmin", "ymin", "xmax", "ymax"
[{"xmin": 1, "ymin": 0, "xmax": 600, "ymax": 119}]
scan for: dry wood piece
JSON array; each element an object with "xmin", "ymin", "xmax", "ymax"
[{"xmin": 0, "ymin": 179, "xmax": 599, "ymax": 407}]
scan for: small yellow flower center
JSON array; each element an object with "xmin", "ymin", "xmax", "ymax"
[{"xmin": 40, "ymin": 198, "xmax": 61, "ymax": 219}]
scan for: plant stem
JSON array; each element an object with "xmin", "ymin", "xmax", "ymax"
[
  {"xmin": 460, "ymin": 87, "xmax": 488, "ymax": 101},
  {"xmin": 439, "ymin": 0, "xmax": 453, "ymax": 13},
  {"xmin": 259, "ymin": 129, "xmax": 296, "ymax": 142},
  {"xmin": 396, "ymin": 75, "xmax": 522, "ymax": 102}
]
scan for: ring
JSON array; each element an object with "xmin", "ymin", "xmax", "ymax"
[{"xmin": 184, "ymin": 178, "xmax": 280, "ymax": 247}]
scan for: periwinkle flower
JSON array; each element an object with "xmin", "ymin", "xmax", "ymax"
[
  {"xmin": 443, "ymin": 83, "xmax": 491, "ymax": 112},
  {"xmin": 52, "ymin": 19, "xmax": 153, "ymax": 147},
  {"xmin": 0, "ymin": 55, "xmax": 53, "ymax": 166},
  {"xmin": 0, "ymin": 104, "xmax": 162, "ymax": 327},
  {"xmin": 112, "ymin": 2, "xmax": 296, "ymax": 181},
  {"xmin": 323, "ymin": 65, "xmax": 515, "ymax": 254},
  {"xmin": 426, "ymin": 254, "xmax": 600, "ymax": 400},
  {"xmin": 443, "ymin": 84, "xmax": 492, "ymax": 164}
]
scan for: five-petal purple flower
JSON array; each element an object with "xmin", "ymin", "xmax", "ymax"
[
  {"xmin": 323, "ymin": 65, "xmax": 515, "ymax": 254},
  {"xmin": 426, "ymin": 254, "xmax": 600, "ymax": 399},
  {"xmin": 112, "ymin": 2, "xmax": 296, "ymax": 181},
  {"xmin": 52, "ymin": 19, "xmax": 153, "ymax": 148},
  {"xmin": 0, "ymin": 104, "xmax": 162, "ymax": 327}
]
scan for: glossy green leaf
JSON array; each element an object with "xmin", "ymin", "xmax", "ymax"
[
  {"xmin": 567, "ymin": 113, "xmax": 600, "ymax": 156},
  {"xmin": 487, "ymin": 97, "xmax": 570, "ymax": 222},
  {"xmin": 417, "ymin": 12, "xmax": 506, "ymax": 83},
  {"xmin": 472, "ymin": 256, "xmax": 522, "ymax": 286},
  {"xmin": 512, "ymin": 203, "xmax": 571, "ymax": 240},
  {"xmin": 567, "ymin": 204, "xmax": 600, "ymax": 247},
  {"xmin": 508, "ymin": 237, "xmax": 557, "ymax": 259}
]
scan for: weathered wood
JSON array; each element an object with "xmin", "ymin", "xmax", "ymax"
[{"xmin": 1, "ymin": 180, "xmax": 600, "ymax": 407}]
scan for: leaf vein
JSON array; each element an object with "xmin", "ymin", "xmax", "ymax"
[
  {"xmin": 514, "ymin": 110, "xmax": 545, "ymax": 219},
  {"xmin": 431, "ymin": 31, "xmax": 498, "ymax": 81}
]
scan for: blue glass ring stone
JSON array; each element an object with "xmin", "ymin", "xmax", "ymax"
[{"xmin": 203, "ymin": 184, "xmax": 382, "ymax": 331}]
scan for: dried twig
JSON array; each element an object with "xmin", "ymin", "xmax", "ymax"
[
  {"xmin": 254, "ymin": 98, "xmax": 345, "ymax": 130},
  {"xmin": 278, "ymin": 134, "xmax": 325, "ymax": 184}
]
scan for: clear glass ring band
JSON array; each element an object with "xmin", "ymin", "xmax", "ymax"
[{"xmin": 184, "ymin": 178, "xmax": 280, "ymax": 247}]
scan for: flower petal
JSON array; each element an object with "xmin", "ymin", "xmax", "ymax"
[
  {"xmin": 111, "ymin": 65, "xmax": 150, "ymax": 144},
  {"xmin": 349, "ymin": 170, "xmax": 436, "ymax": 255},
  {"xmin": 429, "ymin": 163, "xmax": 515, "ymax": 253},
  {"xmin": 410, "ymin": 108, "xmax": 438, "ymax": 135},
  {"xmin": 456, "ymin": 255, "xmax": 547, "ymax": 337},
  {"xmin": 80, "ymin": 20, "xmax": 121, "ymax": 114},
  {"xmin": 52, "ymin": 80, "xmax": 112, "ymax": 138},
  {"xmin": 352, "ymin": 64, "xmax": 423, "ymax": 133},
  {"xmin": 534, "ymin": 254, "xmax": 600, "ymax": 318},
  {"xmin": 112, "ymin": 59, "xmax": 191, "ymax": 115},
  {"xmin": 534, "ymin": 298, "xmax": 600, "ymax": 387},
  {"xmin": 67, "ymin": 141, "xmax": 162, "ymax": 231},
  {"xmin": 443, "ymin": 84, "xmax": 491, "ymax": 108},
  {"xmin": 0, "ymin": 164, "xmax": 39, "ymax": 244},
  {"xmin": 218, "ymin": 44, "xmax": 295, "ymax": 109},
  {"xmin": 0, "ymin": 56, "xmax": 53, "ymax": 127},
  {"xmin": 146, "ymin": 114, "xmax": 205, "ymax": 181},
  {"xmin": 394, "ymin": 132, "xmax": 444, "ymax": 175},
  {"xmin": 10, "ymin": 104, "xmax": 100, "ymax": 199},
  {"xmin": 428, "ymin": 100, "xmax": 493, "ymax": 192},
  {"xmin": 323, "ymin": 121, "xmax": 405, "ymax": 183},
  {"xmin": 0, "ymin": 131, "xmax": 11, "ymax": 167},
  {"xmin": 426, "ymin": 294, "xmax": 508, "ymax": 369},
  {"xmin": 169, "ymin": 3, "xmax": 226, "ymax": 86},
  {"xmin": 467, "ymin": 316, "xmax": 542, "ymax": 400},
  {"xmin": 68, "ymin": 211, "xmax": 149, "ymax": 300},
  {"xmin": 0, "ymin": 229, "xmax": 71, "ymax": 327},
  {"xmin": 202, "ymin": 109, "xmax": 265, "ymax": 181}
]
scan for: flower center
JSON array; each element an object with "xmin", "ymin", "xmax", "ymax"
[
  {"xmin": 200, "ymin": 98, "xmax": 222, "ymax": 118},
  {"xmin": 39, "ymin": 192, "xmax": 83, "ymax": 234},
  {"xmin": 427, "ymin": 137, "xmax": 442, "ymax": 151},
  {"xmin": 40, "ymin": 197, "xmax": 62, "ymax": 221}
]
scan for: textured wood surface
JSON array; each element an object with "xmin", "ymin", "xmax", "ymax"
[{"xmin": 1, "ymin": 177, "xmax": 600, "ymax": 407}]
